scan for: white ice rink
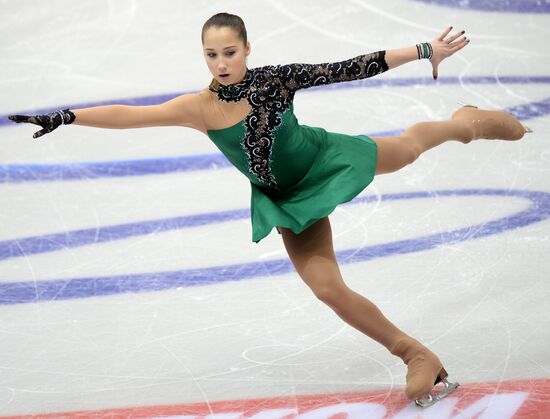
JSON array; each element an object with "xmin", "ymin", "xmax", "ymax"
[{"xmin": 1, "ymin": 0, "xmax": 549, "ymax": 417}]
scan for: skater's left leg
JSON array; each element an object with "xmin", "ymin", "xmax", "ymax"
[
  {"xmin": 371, "ymin": 106, "xmax": 529, "ymax": 176},
  {"xmin": 371, "ymin": 119, "xmax": 472, "ymax": 175}
]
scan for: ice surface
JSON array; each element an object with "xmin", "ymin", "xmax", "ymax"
[{"xmin": 0, "ymin": 0, "xmax": 549, "ymax": 416}]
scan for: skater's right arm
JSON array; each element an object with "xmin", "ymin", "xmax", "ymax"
[
  {"xmin": 72, "ymin": 93, "xmax": 202, "ymax": 129},
  {"xmin": 8, "ymin": 93, "xmax": 203, "ymax": 139}
]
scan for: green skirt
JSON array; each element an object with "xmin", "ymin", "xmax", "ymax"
[{"xmin": 250, "ymin": 125, "xmax": 378, "ymax": 243}]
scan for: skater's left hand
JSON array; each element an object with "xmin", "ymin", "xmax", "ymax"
[{"xmin": 429, "ymin": 27, "xmax": 469, "ymax": 80}]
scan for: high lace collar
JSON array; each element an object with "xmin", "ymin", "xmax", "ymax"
[{"xmin": 211, "ymin": 68, "xmax": 253, "ymax": 102}]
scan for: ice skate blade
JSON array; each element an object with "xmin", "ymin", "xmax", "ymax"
[
  {"xmin": 414, "ymin": 377, "xmax": 460, "ymax": 408},
  {"xmin": 457, "ymin": 102, "xmax": 533, "ymax": 134}
]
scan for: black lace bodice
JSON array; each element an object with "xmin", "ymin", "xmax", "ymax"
[{"xmin": 209, "ymin": 50, "xmax": 389, "ymax": 189}]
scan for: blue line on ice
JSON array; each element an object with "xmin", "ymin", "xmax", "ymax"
[
  {"xmin": 1, "ymin": 189, "xmax": 549, "ymax": 305},
  {"xmin": 1, "ymin": 76, "xmax": 549, "ymax": 184},
  {"xmin": 412, "ymin": 0, "xmax": 550, "ymax": 13}
]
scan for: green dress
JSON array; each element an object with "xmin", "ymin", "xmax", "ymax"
[{"xmin": 206, "ymin": 51, "xmax": 389, "ymax": 243}]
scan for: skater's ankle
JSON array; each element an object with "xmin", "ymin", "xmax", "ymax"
[
  {"xmin": 389, "ymin": 335, "xmax": 419, "ymax": 356},
  {"xmin": 454, "ymin": 120, "xmax": 475, "ymax": 144}
]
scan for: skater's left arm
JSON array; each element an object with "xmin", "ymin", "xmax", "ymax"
[
  {"xmin": 273, "ymin": 50, "xmax": 390, "ymax": 92},
  {"xmin": 274, "ymin": 27, "xmax": 469, "ymax": 91},
  {"xmin": 385, "ymin": 27, "xmax": 469, "ymax": 79}
]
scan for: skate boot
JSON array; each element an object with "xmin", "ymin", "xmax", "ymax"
[
  {"xmin": 451, "ymin": 104, "xmax": 532, "ymax": 143},
  {"xmin": 390, "ymin": 337, "xmax": 459, "ymax": 407}
]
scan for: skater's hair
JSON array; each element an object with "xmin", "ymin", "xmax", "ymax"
[{"xmin": 202, "ymin": 12, "xmax": 248, "ymax": 92}]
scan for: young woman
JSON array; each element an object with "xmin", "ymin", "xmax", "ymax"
[{"xmin": 8, "ymin": 12, "xmax": 530, "ymax": 408}]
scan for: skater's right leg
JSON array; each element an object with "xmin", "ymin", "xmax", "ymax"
[
  {"xmin": 278, "ymin": 216, "xmax": 448, "ymax": 401},
  {"xmin": 279, "ymin": 216, "xmax": 408, "ymax": 348}
]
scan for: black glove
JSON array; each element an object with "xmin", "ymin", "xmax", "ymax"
[{"xmin": 8, "ymin": 109, "xmax": 76, "ymax": 139}]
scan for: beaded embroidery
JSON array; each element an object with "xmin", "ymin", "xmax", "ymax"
[
  {"xmin": 211, "ymin": 69, "xmax": 254, "ymax": 102},
  {"xmin": 209, "ymin": 51, "xmax": 389, "ymax": 189}
]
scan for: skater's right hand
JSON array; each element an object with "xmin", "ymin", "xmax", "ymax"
[{"xmin": 8, "ymin": 109, "xmax": 75, "ymax": 139}]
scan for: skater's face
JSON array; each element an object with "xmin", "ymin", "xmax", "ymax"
[{"xmin": 203, "ymin": 26, "xmax": 250, "ymax": 86}]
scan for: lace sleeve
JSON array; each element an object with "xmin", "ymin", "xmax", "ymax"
[{"xmin": 276, "ymin": 50, "xmax": 389, "ymax": 92}]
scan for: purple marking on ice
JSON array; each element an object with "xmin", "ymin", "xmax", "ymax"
[
  {"xmin": 0, "ymin": 208, "xmax": 248, "ymax": 261},
  {"xmin": 412, "ymin": 0, "xmax": 550, "ymax": 13},
  {"xmin": 2, "ymin": 75, "xmax": 550, "ymax": 184},
  {"xmin": 0, "ymin": 188, "xmax": 549, "ymax": 305},
  {"xmin": 0, "ymin": 153, "xmax": 232, "ymax": 183}
]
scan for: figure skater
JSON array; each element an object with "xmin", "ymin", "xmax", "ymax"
[{"xmin": 8, "ymin": 12, "xmax": 531, "ymax": 407}]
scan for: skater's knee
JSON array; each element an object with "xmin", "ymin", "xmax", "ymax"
[
  {"xmin": 310, "ymin": 281, "xmax": 349, "ymax": 307},
  {"xmin": 400, "ymin": 135, "xmax": 421, "ymax": 165}
]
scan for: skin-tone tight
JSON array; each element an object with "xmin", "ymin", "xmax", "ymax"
[{"xmin": 278, "ymin": 117, "xmax": 474, "ymax": 351}]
